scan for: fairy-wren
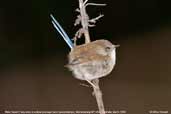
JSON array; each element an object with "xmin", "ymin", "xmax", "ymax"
[
  {"xmin": 50, "ymin": 14, "xmax": 119, "ymax": 83},
  {"xmin": 66, "ymin": 39, "xmax": 119, "ymax": 81}
]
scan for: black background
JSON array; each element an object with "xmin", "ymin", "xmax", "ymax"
[{"xmin": 0, "ymin": 0, "xmax": 171, "ymax": 113}]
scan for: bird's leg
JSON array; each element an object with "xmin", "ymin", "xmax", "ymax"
[
  {"xmin": 85, "ymin": 79, "xmax": 98, "ymax": 89},
  {"xmin": 79, "ymin": 83, "xmax": 91, "ymax": 88}
]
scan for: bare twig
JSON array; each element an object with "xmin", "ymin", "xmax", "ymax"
[
  {"xmin": 79, "ymin": 0, "xmax": 91, "ymax": 43},
  {"xmin": 83, "ymin": 0, "xmax": 88, "ymax": 5},
  {"xmin": 74, "ymin": 15, "xmax": 81, "ymax": 26},
  {"xmin": 74, "ymin": 0, "xmax": 105, "ymax": 44},
  {"xmin": 85, "ymin": 3, "xmax": 106, "ymax": 7},
  {"xmin": 74, "ymin": 1, "xmax": 106, "ymax": 113},
  {"xmin": 73, "ymin": 28, "xmax": 84, "ymax": 45},
  {"xmin": 89, "ymin": 14, "xmax": 104, "ymax": 24},
  {"xmin": 92, "ymin": 79, "xmax": 105, "ymax": 114},
  {"xmin": 75, "ymin": 8, "xmax": 80, "ymax": 12}
]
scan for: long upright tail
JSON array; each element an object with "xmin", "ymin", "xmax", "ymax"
[{"xmin": 50, "ymin": 14, "xmax": 74, "ymax": 49}]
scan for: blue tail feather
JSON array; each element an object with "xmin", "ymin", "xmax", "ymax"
[{"xmin": 50, "ymin": 14, "xmax": 74, "ymax": 49}]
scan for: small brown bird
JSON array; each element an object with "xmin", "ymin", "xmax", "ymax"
[
  {"xmin": 66, "ymin": 39, "xmax": 119, "ymax": 86},
  {"xmin": 50, "ymin": 15, "xmax": 119, "ymax": 86}
]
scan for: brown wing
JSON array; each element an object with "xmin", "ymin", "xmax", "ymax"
[
  {"xmin": 67, "ymin": 40, "xmax": 109, "ymax": 65},
  {"xmin": 68, "ymin": 52, "xmax": 109, "ymax": 66}
]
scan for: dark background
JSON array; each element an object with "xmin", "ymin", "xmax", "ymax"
[{"xmin": 0, "ymin": 0, "xmax": 171, "ymax": 113}]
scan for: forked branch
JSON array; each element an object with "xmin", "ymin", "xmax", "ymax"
[
  {"xmin": 74, "ymin": 0, "xmax": 105, "ymax": 44},
  {"xmin": 74, "ymin": 0, "xmax": 106, "ymax": 114}
]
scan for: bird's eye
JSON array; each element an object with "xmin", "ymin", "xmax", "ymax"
[{"xmin": 105, "ymin": 47, "xmax": 111, "ymax": 51}]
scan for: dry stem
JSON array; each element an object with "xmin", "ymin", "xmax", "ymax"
[
  {"xmin": 74, "ymin": 0, "xmax": 105, "ymax": 44},
  {"xmin": 92, "ymin": 79, "xmax": 105, "ymax": 114},
  {"xmin": 75, "ymin": 0, "xmax": 106, "ymax": 114},
  {"xmin": 79, "ymin": 0, "xmax": 91, "ymax": 43}
]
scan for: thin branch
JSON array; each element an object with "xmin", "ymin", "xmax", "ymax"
[
  {"xmin": 92, "ymin": 79, "xmax": 105, "ymax": 114},
  {"xmin": 75, "ymin": 8, "xmax": 80, "ymax": 12},
  {"xmin": 74, "ymin": 1, "xmax": 106, "ymax": 43},
  {"xmin": 89, "ymin": 14, "xmax": 104, "ymax": 24},
  {"xmin": 83, "ymin": 0, "xmax": 88, "ymax": 5},
  {"xmin": 85, "ymin": 3, "xmax": 106, "ymax": 7},
  {"xmin": 75, "ymin": 1, "xmax": 106, "ymax": 113},
  {"xmin": 88, "ymin": 24, "xmax": 95, "ymax": 27},
  {"xmin": 79, "ymin": 0, "xmax": 91, "ymax": 43},
  {"xmin": 74, "ymin": 15, "xmax": 81, "ymax": 26},
  {"xmin": 74, "ymin": 28, "xmax": 84, "ymax": 39}
]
